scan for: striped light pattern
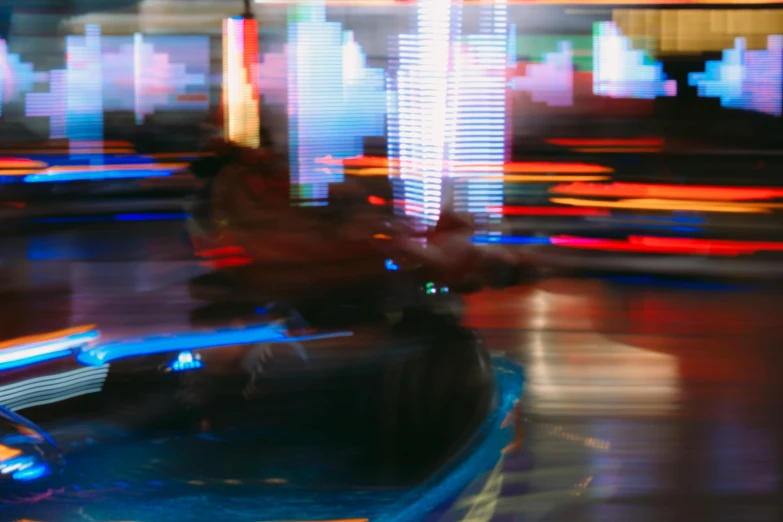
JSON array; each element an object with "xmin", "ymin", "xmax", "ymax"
[
  {"xmin": 287, "ymin": 2, "xmax": 385, "ymax": 202},
  {"xmin": 387, "ymin": 0, "xmax": 459, "ymax": 226},
  {"xmin": 593, "ymin": 21, "xmax": 676, "ymax": 99},
  {"xmin": 451, "ymin": 1, "xmax": 510, "ymax": 228},
  {"xmin": 0, "ymin": 365, "xmax": 109, "ymax": 412},
  {"xmin": 223, "ymin": 16, "xmax": 261, "ymax": 148},
  {"xmin": 26, "ymin": 24, "xmax": 104, "ymax": 145},
  {"xmin": 511, "ymin": 40, "xmax": 574, "ymax": 107},
  {"xmin": 387, "ymin": 0, "xmax": 510, "ymax": 227},
  {"xmin": 688, "ymin": 35, "xmax": 783, "ymax": 117},
  {"xmin": 0, "ymin": 40, "xmax": 36, "ymax": 116}
]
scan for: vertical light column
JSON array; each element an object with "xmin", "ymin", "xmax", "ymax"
[
  {"xmin": 389, "ymin": 0, "xmax": 460, "ymax": 227},
  {"xmin": 389, "ymin": 0, "xmax": 511, "ymax": 229},
  {"xmin": 223, "ymin": 15, "xmax": 260, "ymax": 148},
  {"xmin": 450, "ymin": 0, "xmax": 509, "ymax": 229},
  {"xmin": 286, "ymin": 2, "xmax": 385, "ymax": 204},
  {"xmin": 65, "ymin": 24, "xmax": 104, "ymax": 150},
  {"xmin": 287, "ymin": 2, "xmax": 343, "ymax": 203},
  {"xmin": 133, "ymin": 33, "xmax": 143, "ymax": 124}
]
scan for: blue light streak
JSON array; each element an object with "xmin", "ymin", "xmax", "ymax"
[
  {"xmin": 23, "ymin": 169, "xmax": 175, "ymax": 183},
  {"xmin": 0, "ymin": 349, "xmax": 74, "ymax": 372},
  {"xmin": 77, "ymin": 324, "xmax": 353, "ymax": 366},
  {"xmin": 29, "ymin": 213, "xmax": 187, "ymax": 225},
  {"xmin": 11, "ymin": 463, "xmax": 51, "ymax": 482},
  {"xmin": 0, "ymin": 329, "xmax": 99, "ymax": 372},
  {"xmin": 472, "ymin": 235, "xmax": 552, "ymax": 245}
]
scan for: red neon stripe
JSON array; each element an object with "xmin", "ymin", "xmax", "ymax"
[
  {"xmin": 547, "ymin": 138, "xmax": 664, "ymax": 147},
  {"xmin": 495, "ymin": 206, "xmax": 610, "ymax": 216},
  {"xmin": 196, "ymin": 246, "xmax": 247, "ymax": 258},
  {"xmin": 204, "ymin": 256, "xmax": 254, "ymax": 269}
]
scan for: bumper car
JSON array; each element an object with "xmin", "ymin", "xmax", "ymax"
[
  {"xmin": 0, "ymin": 307, "xmax": 524, "ymax": 522},
  {"xmin": 184, "ymin": 150, "xmax": 528, "ymax": 327}
]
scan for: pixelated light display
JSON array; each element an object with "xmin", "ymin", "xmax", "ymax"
[
  {"xmin": 688, "ymin": 35, "xmax": 783, "ymax": 117},
  {"xmin": 286, "ymin": 1, "xmax": 385, "ymax": 201},
  {"xmin": 387, "ymin": 0, "xmax": 509, "ymax": 227},
  {"xmin": 258, "ymin": 44, "xmax": 288, "ymax": 106},
  {"xmin": 102, "ymin": 34, "xmax": 209, "ymax": 123},
  {"xmin": 27, "ymin": 24, "xmax": 104, "ymax": 143},
  {"xmin": 0, "ymin": 40, "xmax": 37, "ymax": 116},
  {"xmin": 223, "ymin": 15, "xmax": 261, "ymax": 148},
  {"xmin": 450, "ymin": 2, "xmax": 510, "ymax": 226},
  {"xmin": 593, "ymin": 21, "xmax": 676, "ymax": 100},
  {"xmin": 387, "ymin": 0, "xmax": 459, "ymax": 226},
  {"xmin": 511, "ymin": 40, "xmax": 573, "ymax": 107}
]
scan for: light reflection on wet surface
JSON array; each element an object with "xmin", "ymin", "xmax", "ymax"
[{"xmin": 0, "ymin": 223, "xmax": 782, "ymax": 521}]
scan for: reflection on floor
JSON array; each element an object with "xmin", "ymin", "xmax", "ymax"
[{"xmin": 1, "ymin": 246, "xmax": 782, "ymax": 521}]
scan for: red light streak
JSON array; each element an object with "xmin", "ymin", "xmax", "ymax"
[
  {"xmin": 547, "ymin": 138, "xmax": 664, "ymax": 147},
  {"xmin": 494, "ymin": 206, "xmax": 610, "ymax": 216},
  {"xmin": 318, "ymin": 155, "xmax": 614, "ymax": 174},
  {"xmin": 551, "ymin": 235, "xmax": 783, "ymax": 256}
]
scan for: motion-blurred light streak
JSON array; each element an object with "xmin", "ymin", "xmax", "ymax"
[
  {"xmin": 551, "ymin": 182, "xmax": 783, "ymax": 201},
  {"xmin": 550, "ymin": 197, "xmax": 777, "ymax": 214}
]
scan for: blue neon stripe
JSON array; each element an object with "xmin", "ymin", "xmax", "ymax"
[
  {"xmin": 29, "ymin": 213, "xmax": 187, "ymax": 225},
  {"xmin": 77, "ymin": 325, "xmax": 352, "ymax": 366},
  {"xmin": 23, "ymin": 170, "xmax": 174, "ymax": 183},
  {"xmin": 472, "ymin": 235, "xmax": 552, "ymax": 245},
  {"xmin": 114, "ymin": 213, "xmax": 187, "ymax": 221},
  {"xmin": 0, "ymin": 349, "xmax": 74, "ymax": 371},
  {"xmin": 0, "ymin": 329, "xmax": 99, "ymax": 371}
]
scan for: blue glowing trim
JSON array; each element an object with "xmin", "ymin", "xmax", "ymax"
[
  {"xmin": 23, "ymin": 169, "xmax": 174, "ymax": 183},
  {"xmin": 472, "ymin": 235, "xmax": 552, "ymax": 245},
  {"xmin": 0, "ymin": 349, "xmax": 73, "ymax": 371},
  {"xmin": 114, "ymin": 213, "xmax": 188, "ymax": 221},
  {"xmin": 0, "ymin": 329, "xmax": 99, "ymax": 371},
  {"xmin": 1, "ymin": 456, "xmax": 37, "ymax": 476},
  {"xmin": 77, "ymin": 324, "xmax": 352, "ymax": 366},
  {"xmin": 377, "ymin": 357, "xmax": 524, "ymax": 522},
  {"xmin": 168, "ymin": 350, "xmax": 204, "ymax": 372},
  {"xmin": 30, "ymin": 213, "xmax": 186, "ymax": 225},
  {"xmin": 385, "ymin": 259, "xmax": 400, "ymax": 271},
  {"xmin": 12, "ymin": 463, "xmax": 51, "ymax": 482}
]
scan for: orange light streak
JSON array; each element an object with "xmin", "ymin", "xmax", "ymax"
[
  {"xmin": 0, "ymin": 158, "xmax": 47, "ymax": 169},
  {"xmin": 492, "ymin": 206, "xmax": 610, "ymax": 216},
  {"xmin": 550, "ymin": 197, "xmax": 779, "ymax": 214},
  {"xmin": 551, "ymin": 182, "xmax": 783, "ymax": 201},
  {"xmin": 0, "ymin": 324, "xmax": 97, "ymax": 352}
]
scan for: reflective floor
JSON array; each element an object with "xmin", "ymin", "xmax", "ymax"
[{"xmin": 1, "ymin": 218, "xmax": 781, "ymax": 521}]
